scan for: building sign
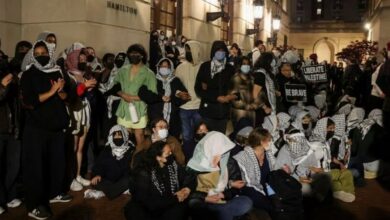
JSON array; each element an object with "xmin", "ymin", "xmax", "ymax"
[
  {"xmin": 107, "ymin": 1, "xmax": 138, "ymax": 15},
  {"xmin": 285, "ymin": 84, "xmax": 307, "ymax": 103},
  {"xmin": 302, "ymin": 64, "xmax": 328, "ymax": 83}
]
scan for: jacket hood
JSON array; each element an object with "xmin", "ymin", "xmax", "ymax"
[
  {"xmin": 185, "ymin": 41, "xmax": 202, "ymax": 65},
  {"xmin": 156, "ymin": 57, "xmax": 175, "ymax": 75},
  {"xmin": 210, "ymin": 40, "xmax": 228, "ymax": 60}
]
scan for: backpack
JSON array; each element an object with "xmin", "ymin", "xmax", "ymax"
[{"xmin": 268, "ymin": 170, "xmax": 303, "ymax": 219}]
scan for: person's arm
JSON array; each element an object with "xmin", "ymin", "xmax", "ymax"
[{"xmin": 194, "ymin": 63, "xmax": 220, "ymax": 103}]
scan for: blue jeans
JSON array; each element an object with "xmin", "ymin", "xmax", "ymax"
[
  {"xmin": 180, "ymin": 109, "xmax": 202, "ymax": 161},
  {"xmin": 207, "ymin": 196, "xmax": 253, "ymax": 220}
]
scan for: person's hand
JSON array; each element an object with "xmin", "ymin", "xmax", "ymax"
[
  {"xmin": 309, "ymin": 166, "xmax": 323, "ymax": 173},
  {"xmin": 230, "ymin": 180, "xmax": 246, "ymax": 189},
  {"xmin": 217, "ymin": 96, "xmax": 228, "ymax": 103},
  {"xmin": 120, "ymin": 93, "xmax": 133, "ymax": 103},
  {"xmin": 84, "ymin": 78, "xmax": 97, "ymax": 88},
  {"xmin": 175, "ymin": 187, "xmax": 191, "ymax": 202},
  {"xmin": 162, "ymin": 96, "xmax": 171, "ymax": 102},
  {"xmin": 50, "ymin": 80, "xmax": 61, "ymax": 94},
  {"xmin": 205, "ymin": 195, "xmax": 221, "ymax": 204},
  {"xmin": 57, "ymin": 78, "xmax": 65, "ymax": 91},
  {"xmin": 275, "ymin": 91, "xmax": 282, "ymax": 97},
  {"xmin": 178, "ymin": 91, "xmax": 191, "ymax": 101},
  {"xmin": 1, "ymin": 73, "xmax": 13, "ymax": 87},
  {"xmin": 282, "ymin": 164, "xmax": 291, "ymax": 174},
  {"xmin": 91, "ymin": 176, "xmax": 102, "ymax": 185},
  {"xmin": 340, "ymin": 164, "xmax": 347, "ymax": 171},
  {"xmin": 226, "ymin": 94, "xmax": 238, "ymax": 101},
  {"xmin": 263, "ymin": 106, "xmax": 272, "ymax": 114},
  {"xmin": 299, "ymin": 176, "xmax": 312, "ymax": 184}
]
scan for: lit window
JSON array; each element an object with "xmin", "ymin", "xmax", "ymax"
[{"xmin": 316, "ymin": 8, "xmax": 322, "ymax": 15}]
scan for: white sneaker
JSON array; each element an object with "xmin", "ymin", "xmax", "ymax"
[
  {"xmin": 7, "ymin": 198, "xmax": 22, "ymax": 208},
  {"xmin": 70, "ymin": 179, "xmax": 83, "ymax": 191},
  {"xmin": 76, "ymin": 175, "xmax": 91, "ymax": 186},
  {"xmin": 333, "ymin": 191, "xmax": 355, "ymax": 203},
  {"xmin": 123, "ymin": 189, "xmax": 131, "ymax": 195},
  {"xmin": 0, "ymin": 206, "xmax": 5, "ymax": 215},
  {"xmin": 84, "ymin": 189, "xmax": 105, "ymax": 199}
]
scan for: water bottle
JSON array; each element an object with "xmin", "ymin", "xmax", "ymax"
[{"xmin": 128, "ymin": 102, "xmax": 139, "ymax": 123}]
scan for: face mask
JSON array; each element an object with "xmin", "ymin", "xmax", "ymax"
[
  {"xmin": 166, "ymin": 155, "xmax": 175, "ymax": 165},
  {"xmin": 87, "ymin": 55, "xmax": 95, "ymax": 63},
  {"xmin": 185, "ymin": 52, "xmax": 193, "ymax": 62},
  {"xmin": 160, "ymin": 35, "xmax": 165, "ymax": 41},
  {"xmin": 195, "ymin": 133, "xmax": 206, "ymax": 142},
  {"xmin": 128, "ymin": 55, "xmax": 142, "ymax": 65},
  {"xmin": 240, "ymin": 65, "xmax": 251, "ymax": 74},
  {"xmin": 47, "ymin": 43, "xmax": 56, "ymax": 52},
  {"xmin": 172, "ymin": 41, "xmax": 176, "ymax": 46},
  {"xmin": 113, "ymin": 138, "xmax": 124, "ymax": 146},
  {"xmin": 326, "ymin": 131, "xmax": 335, "ymax": 140},
  {"xmin": 302, "ymin": 123, "xmax": 309, "ymax": 130},
  {"xmin": 214, "ymin": 51, "xmax": 226, "ymax": 61},
  {"xmin": 115, "ymin": 59, "xmax": 125, "ymax": 68},
  {"xmin": 159, "ymin": 67, "xmax": 171, "ymax": 76},
  {"xmin": 106, "ymin": 62, "xmax": 114, "ymax": 70},
  {"xmin": 35, "ymin": 55, "xmax": 50, "ymax": 67},
  {"xmin": 158, "ymin": 128, "xmax": 169, "ymax": 139},
  {"xmin": 78, "ymin": 62, "xmax": 87, "ymax": 71}
]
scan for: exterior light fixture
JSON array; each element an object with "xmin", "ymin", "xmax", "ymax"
[
  {"xmin": 246, "ymin": 0, "xmax": 264, "ymax": 35},
  {"xmin": 273, "ymin": 15, "xmax": 281, "ymax": 31}
]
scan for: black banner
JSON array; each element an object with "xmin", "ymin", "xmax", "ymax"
[
  {"xmin": 285, "ymin": 84, "xmax": 307, "ymax": 103},
  {"xmin": 302, "ymin": 65, "xmax": 327, "ymax": 83}
]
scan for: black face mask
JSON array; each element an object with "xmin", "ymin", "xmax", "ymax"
[
  {"xmin": 35, "ymin": 55, "xmax": 50, "ymax": 67},
  {"xmin": 106, "ymin": 62, "xmax": 115, "ymax": 70},
  {"xmin": 113, "ymin": 138, "xmax": 124, "ymax": 146},
  {"xmin": 195, "ymin": 133, "xmax": 206, "ymax": 142},
  {"xmin": 87, "ymin": 55, "xmax": 95, "ymax": 63},
  {"xmin": 185, "ymin": 52, "xmax": 193, "ymax": 63},
  {"xmin": 326, "ymin": 131, "xmax": 335, "ymax": 140},
  {"xmin": 128, "ymin": 55, "xmax": 142, "ymax": 65},
  {"xmin": 302, "ymin": 123, "xmax": 310, "ymax": 130},
  {"xmin": 78, "ymin": 62, "xmax": 87, "ymax": 71},
  {"xmin": 115, "ymin": 59, "xmax": 125, "ymax": 68},
  {"xmin": 166, "ymin": 155, "xmax": 175, "ymax": 165}
]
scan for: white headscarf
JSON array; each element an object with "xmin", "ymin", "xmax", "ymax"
[
  {"xmin": 347, "ymin": 107, "xmax": 365, "ymax": 133},
  {"xmin": 188, "ymin": 131, "xmax": 235, "ymax": 194},
  {"xmin": 277, "ymin": 112, "xmax": 291, "ymax": 132},
  {"xmin": 256, "ymin": 68, "xmax": 277, "ymax": 112},
  {"xmin": 155, "ymin": 58, "xmax": 176, "ymax": 123},
  {"xmin": 359, "ymin": 109, "xmax": 383, "ymax": 140}
]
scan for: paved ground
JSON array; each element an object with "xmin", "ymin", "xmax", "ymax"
[{"xmin": 2, "ymin": 178, "xmax": 390, "ymax": 220}]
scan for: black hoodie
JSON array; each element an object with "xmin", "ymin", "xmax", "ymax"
[
  {"xmin": 9, "ymin": 41, "xmax": 32, "ymax": 75},
  {"xmin": 195, "ymin": 41, "xmax": 235, "ymax": 119}
]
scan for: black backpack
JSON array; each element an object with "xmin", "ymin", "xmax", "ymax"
[{"xmin": 268, "ymin": 169, "xmax": 303, "ymax": 219}]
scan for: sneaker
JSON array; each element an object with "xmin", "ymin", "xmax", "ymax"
[
  {"xmin": 123, "ymin": 189, "xmax": 131, "ymax": 195},
  {"xmin": 7, "ymin": 198, "xmax": 22, "ymax": 208},
  {"xmin": 49, "ymin": 193, "xmax": 73, "ymax": 203},
  {"xmin": 333, "ymin": 191, "xmax": 355, "ymax": 203},
  {"xmin": 84, "ymin": 189, "xmax": 105, "ymax": 199},
  {"xmin": 77, "ymin": 175, "xmax": 91, "ymax": 186},
  {"xmin": 70, "ymin": 179, "xmax": 83, "ymax": 191},
  {"xmin": 0, "ymin": 206, "xmax": 5, "ymax": 215},
  {"xmin": 28, "ymin": 206, "xmax": 51, "ymax": 220}
]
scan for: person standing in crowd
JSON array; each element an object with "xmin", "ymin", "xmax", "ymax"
[
  {"xmin": 125, "ymin": 140, "xmax": 194, "ymax": 220},
  {"xmin": 159, "ymin": 30, "xmax": 167, "ymax": 58},
  {"xmin": 328, "ymin": 61, "xmax": 344, "ymax": 111},
  {"xmin": 0, "ymin": 51, "xmax": 23, "ymax": 214},
  {"xmin": 20, "ymin": 40, "xmax": 72, "ymax": 220},
  {"xmin": 195, "ymin": 40, "xmax": 236, "ymax": 133},
  {"xmin": 140, "ymin": 58, "xmax": 189, "ymax": 138},
  {"xmin": 86, "ymin": 125, "xmax": 134, "ymax": 200},
  {"xmin": 253, "ymin": 52, "xmax": 279, "ymax": 125},
  {"xmin": 228, "ymin": 43, "xmax": 242, "ymax": 69},
  {"xmin": 149, "ymin": 30, "xmax": 163, "ymax": 74},
  {"xmin": 9, "ymin": 41, "xmax": 32, "ymax": 75},
  {"xmin": 229, "ymin": 56, "xmax": 256, "ymax": 127},
  {"xmin": 187, "ymin": 131, "xmax": 253, "ymax": 220},
  {"xmin": 343, "ymin": 58, "xmax": 363, "ymax": 104},
  {"xmin": 165, "ymin": 37, "xmax": 180, "ymax": 68},
  {"xmin": 360, "ymin": 58, "xmax": 378, "ymax": 112},
  {"xmin": 115, "ymin": 44, "xmax": 157, "ymax": 150},
  {"xmin": 276, "ymin": 62, "xmax": 300, "ymax": 112},
  {"xmin": 85, "ymin": 46, "xmax": 102, "ymax": 72},
  {"xmin": 66, "ymin": 49, "xmax": 97, "ymax": 191},
  {"xmin": 177, "ymin": 35, "xmax": 188, "ymax": 63},
  {"xmin": 175, "ymin": 40, "xmax": 203, "ymax": 161},
  {"xmin": 251, "ymin": 40, "xmax": 265, "ymax": 65}
]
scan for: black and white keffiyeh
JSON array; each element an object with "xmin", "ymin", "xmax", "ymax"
[
  {"xmin": 359, "ymin": 109, "xmax": 383, "ymax": 140},
  {"xmin": 285, "ymin": 132, "xmax": 312, "ymax": 165},
  {"xmin": 347, "ymin": 107, "xmax": 365, "ymax": 133},
  {"xmin": 106, "ymin": 125, "xmax": 131, "ymax": 160},
  {"xmin": 233, "ymin": 147, "xmax": 264, "ymax": 194},
  {"xmin": 277, "ymin": 112, "xmax": 291, "ymax": 132},
  {"xmin": 211, "ymin": 58, "xmax": 226, "ymax": 79},
  {"xmin": 156, "ymin": 58, "xmax": 176, "ymax": 123},
  {"xmin": 23, "ymin": 40, "xmax": 61, "ymax": 74},
  {"xmin": 151, "ymin": 161, "xmax": 180, "ymax": 195},
  {"xmin": 256, "ymin": 68, "xmax": 276, "ymax": 112}
]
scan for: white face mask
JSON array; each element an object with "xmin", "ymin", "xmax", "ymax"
[
  {"xmin": 158, "ymin": 128, "xmax": 169, "ymax": 139},
  {"xmin": 240, "ymin": 65, "xmax": 251, "ymax": 74},
  {"xmin": 159, "ymin": 67, "xmax": 171, "ymax": 76},
  {"xmin": 172, "ymin": 41, "xmax": 176, "ymax": 46}
]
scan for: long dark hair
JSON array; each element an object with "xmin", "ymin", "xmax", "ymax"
[
  {"xmin": 134, "ymin": 141, "xmax": 167, "ymax": 172},
  {"xmin": 254, "ymin": 52, "xmax": 274, "ymax": 74}
]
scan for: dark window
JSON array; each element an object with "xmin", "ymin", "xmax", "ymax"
[{"xmin": 151, "ymin": 0, "xmax": 176, "ymax": 34}]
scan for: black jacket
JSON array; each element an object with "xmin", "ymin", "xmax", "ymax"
[{"xmin": 195, "ymin": 61, "xmax": 235, "ymax": 119}]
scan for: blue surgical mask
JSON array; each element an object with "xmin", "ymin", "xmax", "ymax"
[
  {"xmin": 159, "ymin": 67, "xmax": 171, "ymax": 76},
  {"xmin": 214, "ymin": 51, "xmax": 226, "ymax": 61},
  {"xmin": 240, "ymin": 65, "xmax": 251, "ymax": 74}
]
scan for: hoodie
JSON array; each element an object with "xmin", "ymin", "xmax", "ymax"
[{"xmin": 175, "ymin": 41, "xmax": 203, "ymax": 110}]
